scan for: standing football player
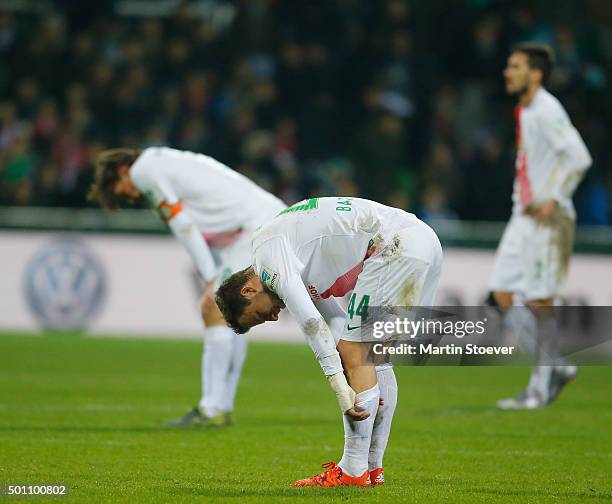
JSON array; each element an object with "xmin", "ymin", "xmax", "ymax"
[
  {"xmin": 215, "ymin": 196, "xmax": 442, "ymax": 486},
  {"xmin": 490, "ymin": 44, "xmax": 591, "ymax": 409},
  {"xmin": 88, "ymin": 147, "xmax": 286, "ymax": 426}
]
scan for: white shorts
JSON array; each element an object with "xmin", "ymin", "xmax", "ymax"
[
  {"xmin": 490, "ymin": 212, "xmax": 575, "ymax": 301},
  {"xmin": 340, "ymin": 217, "xmax": 443, "ymax": 342}
]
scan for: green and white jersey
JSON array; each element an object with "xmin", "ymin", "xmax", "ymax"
[
  {"xmin": 252, "ymin": 197, "xmax": 415, "ymax": 302},
  {"xmin": 251, "ymin": 196, "xmax": 439, "ymax": 379},
  {"xmin": 251, "ymin": 197, "xmax": 428, "ymax": 377}
]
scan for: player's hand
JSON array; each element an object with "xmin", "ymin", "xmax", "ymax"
[
  {"xmin": 525, "ymin": 200, "xmax": 558, "ymax": 224},
  {"xmin": 345, "ymin": 407, "xmax": 370, "ymax": 421},
  {"xmin": 328, "ymin": 372, "xmax": 367, "ymax": 419}
]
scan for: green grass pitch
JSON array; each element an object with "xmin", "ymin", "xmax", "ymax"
[{"xmin": 0, "ymin": 333, "xmax": 611, "ymax": 503}]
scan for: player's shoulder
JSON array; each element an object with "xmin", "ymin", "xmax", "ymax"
[
  {"xmin": 533, "ymin": 88, "xmax": 567, "ymax": 117},
  {"xmin": 137, "ymin": 146, "xmax": 176, "ymax": 162},
  {"xmin": 252, "ymin": 222, "xmax": 284, "ymax": 249},
  {"xmin": 129, "ymin": 147, "xmax": 170, "ymax": 186},
  {"xmin": 131, "ymin": 146, "xmax": 171, "ymax": 172},
  {"xmin": 138, "ymin": 146, "xmax": 223, "ymax": 166},
  {"xmin": 129, "ymin": 148, "xmax": 151, "ymax": 182}
]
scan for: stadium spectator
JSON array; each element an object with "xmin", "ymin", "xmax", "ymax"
[{"xmin": 0, "ymin": 0, "xmax": 609, "ymax": 224}]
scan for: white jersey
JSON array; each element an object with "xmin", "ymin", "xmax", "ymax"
[
  {"xmin": 130, "ymin": 147, "xmax": 285, "ymax": 282},
  {"xmin": 251, "ymin": 196, "xmax": 440, "ymax": 379},
  {"xmin": 131, "ymin": 147, "xmax": 285, "ymax": 239},
  {"xmin": 513, "ymin": 88, "xmax": 591, "ymax": 219},
  {"xmin": 252, "ymin": 197, "xmax": 413, "ymax": 302}
]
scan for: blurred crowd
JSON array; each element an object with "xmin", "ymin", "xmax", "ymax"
[{"xmin": 1, "ymin": 0, "xmax": 611, "ymax": 224}]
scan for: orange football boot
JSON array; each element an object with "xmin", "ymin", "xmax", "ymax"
[
  {"xmin": 369, "ymin": 468, "xmax": 385, "ymax": 486},
  {"xmin": 292, "ymin": 462, "xmax": 371, "ymax": 487}
]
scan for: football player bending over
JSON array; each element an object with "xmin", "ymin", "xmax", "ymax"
[
  {"xmin": 89, "ymin": 147, "xmax": 286, "ymax": 427},
  {"xmin": 216, "ymin": 196, "xmax": 442, "ymax": 487}
]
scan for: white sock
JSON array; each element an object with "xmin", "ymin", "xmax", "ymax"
[
  {"xmin": 220, "ymin": 332, "xmax": 247, "ymax": 413},
  {"xmin": 201, "ymin": 335, "xmax": 212, "ymax": 412},
  {"xmin": 526, "ymin": 365, "xmax": 553, "ymax": 402},
  {"xmin": 338, "ymin": 384, "xmax": 379, "ymax": 477},
  {"xmin": 368, "ymin": 364, "xmax": 397, "ymax": 471},
  {"xmin": 504, "ymin": 306, "xmax": 537, "ymax": 354},
  {"xmin": 198, "ymin": 325, "xmax": 234, "ymax": 417},
  {"xmin": 527, "ymin": 316, "xmax": 558, "ymax": 401},
  {"xmin": 504, "ymin": 307, "xmax": 544, "ymax": 398}
]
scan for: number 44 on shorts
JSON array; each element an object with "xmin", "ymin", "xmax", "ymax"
[{"xmin": 347, "ymin": 293, "xmax": 370, "ymax": 321}]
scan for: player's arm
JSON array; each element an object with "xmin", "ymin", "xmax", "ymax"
[
  {"xmin": 314, "ymin": 297, "xmax": 346, "ymax": 346},
  {"xmin": 541, "ymin": 109, "xmax": 592, "ymax": 204},
  {"xmin": 166, "ymin": 207, "xmax": 216, "ymax": 284},
  {"xmin": 255, "ymin": 239, "xmax": 363, "ymax": 419},
  {"xmin": 281, "ymin": 276, "xmax": 366, "ymax": 419},
  {"xmin": 130, "ymin": 158, "xmax": 216, "ymax": 283}
]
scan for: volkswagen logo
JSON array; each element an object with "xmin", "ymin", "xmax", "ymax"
[{"xmin": 24, "ymin": 238, "xmax": 106, "ymax": 331}]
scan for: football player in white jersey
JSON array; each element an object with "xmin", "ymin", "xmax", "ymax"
[
  {"xmin": 88, "ymin": 147, "xmax": 286, "ymax": 426},
  {"xmin": 490, "ymin": 44, "xmax": 591, "ymax": 409},
  {"xmin": 216, "ymin": 197, "xmax": 442, "ymax": 487}
]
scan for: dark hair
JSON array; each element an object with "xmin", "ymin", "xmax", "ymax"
[
  {"xmin": 511, "ymin": 43, "xmax": 555, "ymax": 86},
  {"xmin": 215, "ymin": 266, "xmax": 256, "ymax": 334},
  {"xmin": 88, "ymin": 148, "xmax": 141, "ymax": 209}
]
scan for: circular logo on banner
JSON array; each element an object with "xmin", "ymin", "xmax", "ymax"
[{"xmin": 24, "ymin": 239, "xmax": 106, "ymax": 331}]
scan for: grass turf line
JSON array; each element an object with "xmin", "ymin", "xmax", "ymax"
[{"xmin": 0, "ymin": 332, "xmax": 611, "ymax": 503}]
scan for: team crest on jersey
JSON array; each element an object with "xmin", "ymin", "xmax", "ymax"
[{"xmin": 260, "ymin": 266, "xmax": 279, "ymax": 291}]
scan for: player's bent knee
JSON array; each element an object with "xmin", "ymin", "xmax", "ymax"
[
  {"xmin": 202, "ymin": 294, "xmax": 216, "ymax": 313},
  {"xmin": 338, "ymin": 340, "xmax": 372, "ymax": 370},
  {"xmin": 527, "ymin": 298, "xmax": 554, "ymax": 308},
  {"xmin": 492, "ymin": 291, "xmax": 514, "ymax": 311},
  {"xmin": 527, "ymin": 298, "xmax": 555, "ymax": 319},
  {"xmin": 202, "ymin": 296, "xmax": 226, "ymax": 326}
]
